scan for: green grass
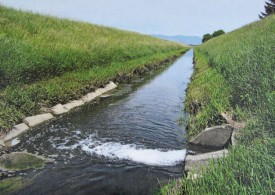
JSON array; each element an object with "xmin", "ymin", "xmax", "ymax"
[
  {"xmin": 0, "ymin": 6, "xmax": 189, "ymax": 133},
  {"xmin": 160, "ymin": 15, "xmax": 275, "ymax": 194},
  {"xmin": 184, "ymin": 50, "xmax": 231, "ymax": 138},
  {"xmin": 162, "ymin": 139, "xmax": 274, "ymax": 194}
]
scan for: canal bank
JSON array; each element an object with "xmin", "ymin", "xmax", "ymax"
[{"xmin": 161, "ymin": 16, "xmax": 275, "ymax": 194}]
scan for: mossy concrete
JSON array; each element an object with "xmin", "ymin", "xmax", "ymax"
[
  {"xmin": 0, "ymin": 152, "xmax": 54, "ymax": 171},
  {"xmin": 0, "ymin": 176, "xmax": 25, "ymax": 194}
]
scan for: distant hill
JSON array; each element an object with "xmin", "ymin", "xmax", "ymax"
[{"xmin": 151, "ymin": 35, "xmax": 202, "ymax": 45}]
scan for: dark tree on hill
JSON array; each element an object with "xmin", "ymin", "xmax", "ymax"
[
  {"xmin": 202, "ymin": 30, "xmax": 225, "ymax": 43},
  {"xmin": 212, "ymin": 30, "xmax": 225, "ymax": 37},
  {"xmin": 202, "ymin": 34, "xmax": 212, "ymax": 43},
  {"xmin": 259, "ymin": 0, "xmax": 275, "ymax": 19}
]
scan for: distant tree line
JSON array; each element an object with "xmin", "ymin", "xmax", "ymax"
[
  {"xmin": 202, "ymin": 1, "xmax": 274, "ymax": 43},
  {"xmin": 259, "ymin": 0, "xmax": 275, "ymax": 19},
  {"xmin": 202, "ymin": 30, "xmax": 225, "ymax": 43}
]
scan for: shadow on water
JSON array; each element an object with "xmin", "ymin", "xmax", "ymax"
[{"xmin": 12, "ymin": 49, "xmax": 194, "ymax": 195}]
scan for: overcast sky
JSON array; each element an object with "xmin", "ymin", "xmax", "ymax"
[{"xmin": 0, "ymin": 0, "xmax": 266, "ymax": 37}]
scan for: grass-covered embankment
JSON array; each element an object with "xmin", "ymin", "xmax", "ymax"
[
  {"xmin": 161, "ymin": 15, "xmax": 275, "ymax": 194},
  {"xmin": 0, "ymin": 6, "xmax": 189, "ymax": 134}
]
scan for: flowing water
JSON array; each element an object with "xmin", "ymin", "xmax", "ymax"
[{"xmin": 12, "ymin": 49, "xmax": 194, "ymax": 194}]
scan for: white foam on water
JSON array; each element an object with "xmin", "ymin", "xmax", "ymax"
[
  {"xmin": 79, "ymin": 138, "xmax": 186, "ymax": 166},
  {"xmin": 55, "ymin": 134, "xmax": 186, "ymax": 166}
]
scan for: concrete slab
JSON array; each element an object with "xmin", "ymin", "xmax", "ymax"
[
  {"xmin": 14, "ymin": 123, "xmax": 29, "ymax": 131},
  {"xmin": 4, "ymin": 123, "xmax": 29, "ymax": 141},
  {"xmin": 51, "ymin": 104, "xmax": 69, "ymax": 115},
  {"xmin": 190, "ymin": 125, "xmax": 233, "ymax": 148},
  {"xmin": 185, "ymin": 149, "xmax": 228, "ymax": 172},
  {"xmin": 95, "ymin": 88, "xmax": 104, "ymax": 94},
  {"xmin": 0, "ymin": 140, "xmax": 4, "ymax": 146},
  {"xmin": 100, "ymin": 94, "xmax": 111, "ymax": 99},
  {"xmin": 186, "ymin": 149, "xmax": 228, "ymax": 162},
  {"xmin": 96, "ymin": 82, "xmax": 117, "ymax": 94},
  {"xmin": 82, "ymin": 91, "xmax": 101, "ymax": 103},
  {"xmin": 2, "ymin": 81, "xmax": 117, "ymax": 147},
  {"xmin": 105, "ymin": 81, "xmax": 117, "ymax": 91},
  {"xmin": 82, "ymin": 82, "xmax": 117, "ymax": 103},
  {"xmin": 63, "ymin": 100, "xmax": 84, "ymax": 110},
  {"xmin": 23, "ymin": 113, "xmax": 54, "ymax": 127}
]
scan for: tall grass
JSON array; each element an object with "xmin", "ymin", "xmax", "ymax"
[
  {"xmin": 184, "ymin": 50, "xmax": 231, "ymax": 138},
  {"xmin": 0, "ymin": 6, "xmax": 186, "ymax": 86},
  {"xmin": 161, "ymin": 15, "xmax": 275, "ymax": 194},
  {"xmin": 158, "ymin": 138, "xmax": 274, "ymax": 194},
  {"xmin": 0, "ymin": 6, "xmax": 189, "ymax": 134},
  {"xmin": 185, "ymin": 15, "xmax": 275, "ymax": 137}
]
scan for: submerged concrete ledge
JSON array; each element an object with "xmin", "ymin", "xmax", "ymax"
[
  {"xmin": 3, "ymin": 123, "xmax": 29, "ymax": 142},
  {"xmin": 1, "ymin": 81, "xmax": 117, "ymax": 146},
  {"xmin": 185, "ymin": 149, "xmax": 228, "ymax": 174}
]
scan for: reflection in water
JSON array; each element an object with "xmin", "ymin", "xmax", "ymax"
[{"xmin": 13, "ymin": 50, "xmax": 194, "ymax": 194}]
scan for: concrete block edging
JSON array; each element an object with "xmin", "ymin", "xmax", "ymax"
[{"xmin": 1, "ymin": 82, "xmax": 117, "ymax": 145}]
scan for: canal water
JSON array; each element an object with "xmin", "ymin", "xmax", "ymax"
[{"xmin": 12, "ymin": 49, "xmax": 194, "ymax": 194}]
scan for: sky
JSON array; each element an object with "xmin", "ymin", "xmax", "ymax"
[{"xmin": 0, "ymin": 0, "xmax": 266, "ymax": 37}]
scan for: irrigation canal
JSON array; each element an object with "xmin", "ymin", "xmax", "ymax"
[{"xmin": 12, "ymin": 49, "xmax": 194, "ymax": 194}]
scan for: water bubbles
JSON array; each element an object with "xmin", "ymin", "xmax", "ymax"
[{"xmin": 55, "ymin": 134, "xmax": 186, "ymax": 166}]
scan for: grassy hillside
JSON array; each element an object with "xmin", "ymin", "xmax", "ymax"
[
  {"xmin": 0, "ymin": 6, "xmax": 188, "ymax": 134},
  {"xmin": 161, "ymin": 15, "xmax": 275, "ymax": 194}
]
